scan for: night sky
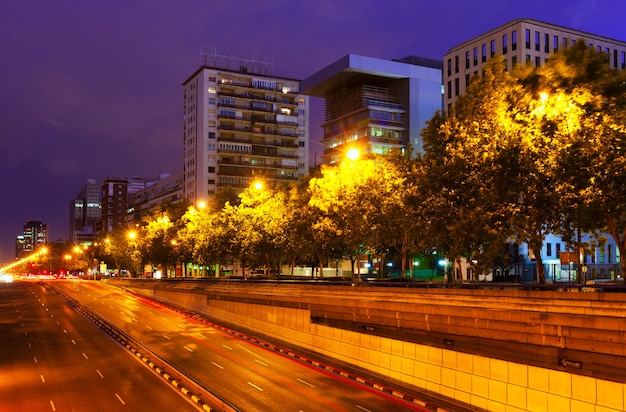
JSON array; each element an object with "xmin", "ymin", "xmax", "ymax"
[{"xmin": 1, "ymin": 0, "xmax": 625, "ymax": 263}]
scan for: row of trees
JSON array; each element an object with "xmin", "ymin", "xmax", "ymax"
[{"xmin": 89, "ymin": 41, "xmax": 626, "ymax": 283}]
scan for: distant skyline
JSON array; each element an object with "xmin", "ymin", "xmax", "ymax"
[{"xmin": 2, "ymin": 0, "xmax": 626, "ymax": 263}]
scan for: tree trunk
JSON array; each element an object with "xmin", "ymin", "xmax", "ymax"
[
  {"xmin": 605, "ymin": 214, "xmax": 626, "ymax": 284},
  {"xmin": 532, "ymin": 246, "xmax": 547, "ymax": 284}
]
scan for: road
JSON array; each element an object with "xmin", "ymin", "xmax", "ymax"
[
  {"xmin": 53, "ymin": 279, "xmax": 428, "ymax": 412},
  {"xmin": 0, "ymin": 281, "xmax": 201, "ymax": 411}
]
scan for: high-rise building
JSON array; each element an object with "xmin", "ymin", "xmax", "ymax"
[
  {"xmin": 443, "ymin": 18, "xmax": 626, "ymax": 109},
  {"xmin": 16, "ymin": 219, "xmax": 48, "ymax": 259},
  {"xmin": 98, "ymin": 177, "xmax": 158, "ymax": 233},
  {"xmin": 99, "ymin": 177, "xmax": 129, "ymax": 233},
  {"xmin": 182, "ymin": 50, "xmax": 309, "ymax": 205},
  {"xmin": 301, "ymin": 54, "xmax": 443, "ymax": 162},
  {"xmin": 69, "ymin": 179, "xmax": 101, "ymax": 244}
]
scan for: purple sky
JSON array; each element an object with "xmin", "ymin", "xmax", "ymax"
[{"xmin": 1, "ymin": 0, "xmax": 625, "ymax": 263}]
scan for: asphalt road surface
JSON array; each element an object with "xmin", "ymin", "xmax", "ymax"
[
  {"xmin": 0, "ymin": 281, "xmax": 202, "ymax": 411},
  {"xmin": 53, "ymin": 279, "xmax": 429, "ymax": 412}
]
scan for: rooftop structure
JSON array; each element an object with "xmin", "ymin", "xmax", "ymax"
[{"xmin": 301, "ymin": 54, "xmax": 443, "ymax": 162}]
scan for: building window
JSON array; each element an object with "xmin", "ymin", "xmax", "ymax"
[
  {"xmin": 526, "ymin": 54, "xmax": 531, "ymax": 63},
  {"xmin": 535, "ymin": 56, "xmax": 541, "ymax": 67},
  {"xmin": 454, "ymin": 55, "xmax": 459, "ymax": 74},
  {"xmin": 473, "ymin": 47, "xmax": 478, "ymax": 66},
  {"xmin": 608, "ymin": 244, "xmax": 613, "ymax": 263},
  {"xmin": 621, "ymin": 51, "xmax": 625, "ymax": 69},
  {"xmin": 546, "ymin": 243, "xmax": 552, "ymax": 257},
  {"xmin": 208, "ymin": 87, "xmax": 216, "ymax": 94},
  {"xmin": 556, "ymin": 243, "xmax": 561, "ymax": 257},
  {"xmin": 511, "ymin": 55, "xmax": 517, "ymax": 66},
  {"xmin": 454, "ymin": 78, "xmax": 459, "ymax": 96},
  {"xmin": 525, "ymin": 29, "xmax": 531, "ymax": 49},
  {"xmin": 553, "ymin": 35, "xmax": 559, "ymax": 52},
  {"xmin": 208, "ymin": 76, "xmax": 216, "ymax": 82},
  {"xmin": 465, "ymin": 51, "xmax": 470, "ymax": 69},
  {"xmin": 512, "ymin": 30, "xmax": 517, "ymax": 51},
  {"xmin": 208, "ymin": 166, "xmax": 215, "ymax": 173},
  {"xmin": 544, "ymin": 33, "xmax": 550, "ymax": 53},
  {"xmin": 535, "ymin": 31, "xmax": 540, "ymax": 51},
  {"xmin": 447, "ymin": 81, "xmax": 451, "ymax": 98},
  {"xmin": 481, "ymin": 43, "xmax": 487, "ymax": 63},
  {"xmin": 447, "ymin": 58, "xmax": 452, "ymax": 76},
  {"xmin": 490, "ymin": 39, "xmax": 496, "ymax": 57}
]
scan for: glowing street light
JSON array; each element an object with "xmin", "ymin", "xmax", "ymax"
[{"xmin": 346, "ymin": 148, "xmax": 360, "ymax": 161}]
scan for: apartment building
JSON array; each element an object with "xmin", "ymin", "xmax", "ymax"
[
  {"xmin": 444, "ymin": 18, "xmax": 626, "ymax": 109},
  {"xmin": 182, "ymin": 50, "xmax": 309, "ymax": 205},
  {"xmin": 301, "ymin": 54, "xmax": 442, "ymax": 161}
]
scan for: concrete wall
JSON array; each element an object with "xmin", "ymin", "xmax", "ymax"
[{"xmin": 113, "ymin": 280, "xmax": 626, "ymax": 411}]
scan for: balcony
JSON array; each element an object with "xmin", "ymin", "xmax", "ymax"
[
  {"xmin": 218, "ymin": 123, "xmax": 298, "ymax": 138},
  {"xmin": 217, "ymin": 159, "xmax": 298, "ymax": 170}
]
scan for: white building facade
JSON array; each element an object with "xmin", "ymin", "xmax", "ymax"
[
  {"xmin": 302, "ymin": 54, "xmax": 443, "ymax": 160},
  {"xmin": 182, "ymin": 51, "xmax": 309, "ymax": 205},
  {"xmin": 444, "ymin": 18, "xmax": 626, "ymax": 109}
]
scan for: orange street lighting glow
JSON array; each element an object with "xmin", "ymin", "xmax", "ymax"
[{"xmin": 346, "ymin": 148, "xmax": 360, "ymax": 161}]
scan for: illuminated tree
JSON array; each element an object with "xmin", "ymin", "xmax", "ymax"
[
  {"xmin": 307, "ymin": 153, "xmax": 411, "ymax": 279},
  {"xmin": 534, "ymin": 41, "xmax": 626, "ymax": 281},
  {"xmin": 223, "ymin": 183, "xmax": 291, "ymax": 277}
]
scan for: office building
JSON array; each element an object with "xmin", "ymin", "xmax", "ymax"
[
  {"xmin": 16, "ymin": 219, "xmax": 48, "ymax": 259},
  {"xmin": 69, "ymin": 179, "xmax": 101, "ymax": 244},
  {"xmin": 444, "ymin": 18, "xmax": 626, "ymax": 108},
  {"xmin": 301, "ymin": 54, "xmax": 443, "ymax": 162},
  {"xmin": 182, "ymin": 50, "xmax": 310, "ymax": 205}
]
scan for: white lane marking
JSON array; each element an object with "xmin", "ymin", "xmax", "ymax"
[
  {"xmin": 33, "ymin": 357, "xmax": 38, "ymax": 364},
  {"xmin": 131, "ymin": 318, "xmax": 137, "ymax": 322},
  {"xmin": 254, "ymin": 359, "xmax": 268, "ymax": 366},
  {"xmin": 145, "ymin": 325, "xmax": 152, "ymax": 330},
  {"xmin": 222, "ymin": 344, "xmax": 232, "ymax": 350},
  {"xmin": 50, "ymin": 400, "xmax": 56, "ymax": 411},
  {"xmin": 297, "ymin": 378, "xmax": 315, "ymax": 387},
  {"xmin": 115, "ymin": 393, "xmax": 126, "ymax": 405},
  {"xmin": 82, "ymin": 353, "xmax": 89, "ymax": 359},
  {"xmin": 162, "ymin": 335, "xmax": 170, "ymax": 340},
  {"xmin": 212, "ymin": 362, "xmax": 224, "ymax": 369},
  {"xmin": 238, "ymin": 344, "xmax": 270, "ymax": 363},
  {"xmin": 40, "ymin": 375, "xmax": 45, "ymax": 383},
  {"xmin": 356, "ymin": 406, "xmax": 372, "ymax": 412},
  {"xmin": 71, "ymin": 340, "xmax": 77, "ymax": 345},
  {"xmin": 197, "ymin": 333, "xmax": 205, "ymax": 338},
  {"xmin": 28, "ymin": 342, "xmax": 32, "ymax": 348},
  {"xmin": 63, "ymin": 329, "xmax": 67, "ymax": 334},
  {"xmin": 56, "ymin": 321, "xmax": 60, "ymax": 325},
  {"xmin": 184, "ymin": 346, "xmax": 193, "ymax": 352},
  {"xmin": 247, "ymin": 382, "xmax": 263, "ymax": 391},
  {"xmin": 97, "ymin": 370, "xmax": 104, "ymax": 378}
]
